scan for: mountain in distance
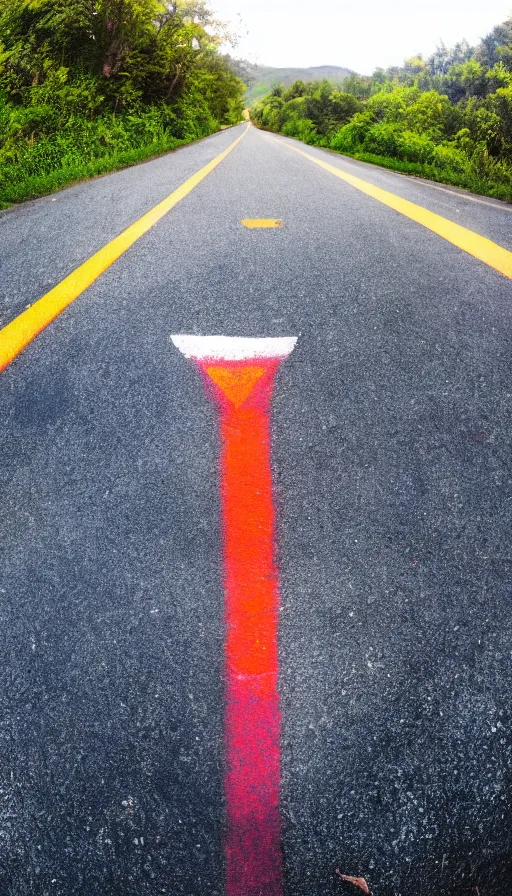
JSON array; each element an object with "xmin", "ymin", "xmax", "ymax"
[{"xmin": 236, "ymin": 62, "xmax": 355, "ymax": 105}]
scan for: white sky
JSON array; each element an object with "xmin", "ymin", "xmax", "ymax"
[{"xmin": 212, "ymin": 0, "xmax": 511, "ymax": 75}]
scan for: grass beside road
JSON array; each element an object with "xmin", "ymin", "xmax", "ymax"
[
  {"xmin": 320, "ymin": 147, "xmax": 512, "ymax": 204},
  {"xmin": 253, "ymin": 124, "xmax": 512, "ymax": 204},
  {"xmin": 0, "ymin": 0, "xmax": 247, "ymax": 210},
  {"xmin": 0, "ymin": 136, "xmax": 181, "ymax": 209},
  {"xmin": 250, "ymin": 47, "xmax": 512, "ymax": 207},
  {"xmin": 0, "ymin": 123, "xmax": 244, "ymax": 210},
  {"xmin": 0, "ymin": 117, "xmax": 247, "ymax": 210}
]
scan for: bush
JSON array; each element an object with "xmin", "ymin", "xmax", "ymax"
[
  {"xmin": 362, "ymin": 122, "xmax": 437, "ymax": 162},
  {"xmin": 0, "ymin": 99, "xmax": 216, "ymax": 205},
  {"xmin": 0, "ymin": 0, "xmax": 246, "ymax": 206},
  {"xmin": 329, "ymin": 125, "xmax": 355, "ymax": 152},
  {"xmin": 431, "ymin": 142, "xmax": 467, "ymax": 171},
  {"xmin": 329, "ymin": 111, "xmax": 373, "ymax": 151},
  {"xmin": 362, "ymin": 122, "xmax": 402, "ymax": 157},
  {"xmin": 403, "ymin": 90, "xmax": 455, "ymax": 138},
  {"xmin": 367, "ymin": 87, "xmax": 420, "ymax": 122},
  {"xmin": 250, "ymin": 36, "xmax": 512, "ymax": 204},
  {"xmin": 468, "ymin": 142, "xmax": 512, "ymax": 184},
  {"xmin": 395, "ymin": 130, "xmax": 436, "ymax": 163},
  {"xmin": 281, "ymin": 116, "xmax": 318, "ymax": 143}
]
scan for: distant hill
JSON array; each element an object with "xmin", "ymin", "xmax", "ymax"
[{"xmin": 241, "ymin": 64, "xmax": 355, "ymax": 105}]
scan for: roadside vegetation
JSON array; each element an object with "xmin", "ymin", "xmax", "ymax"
[
  {"xmin": 239, "ymin": 63, "xmax": 353, "ymax": 106},
  {"xmin": 0, "ymin": 0, "xmax": 245, "ymax": 207},
  {"xmin": 251, "ymin": 18, "xmax": 512, "ymax": 203}
]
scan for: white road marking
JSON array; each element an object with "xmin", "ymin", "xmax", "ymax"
[{"xmin": 170, "ymin": 334, "xmax": 298, "ymax": 361}]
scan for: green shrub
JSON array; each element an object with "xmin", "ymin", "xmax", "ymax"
[
  {"xmin": 403, "ymin": 90, "xmax": 455, "ymax": 138},
  {"xmin": 469, "ymin": 142, "xmax": 512, "ymax": 184},
  {"xmin": 395, "ymin": 130, "xmax": 436, "ymax": 163},
  {"xmin": 329, "ymin": 111, "xmax": 373, "ymax": 151},
  {"xmin": 281, "ymin": 116, "xmax": 318, "ymax": 143},
  {"xmin": 431, "ymin": 142, "xmax": 467, "ymax": 171},
  {"xmin": 329, "ymin": 125, "xmax": 355, "ymax": 152},
  {"xmin": 250, "ymin": 19, "xmax": 512, "ymax": 203},
  {"xmin": 362, "ymin": 122, "xmax": 402, "ymax": 157},
  {"xmin": 367, "ymin": 87, "xmax": 419, "ymax": 122},
  {"xmin": 0, "ymin": 100, "xmax": 216, "ymax": 205}
]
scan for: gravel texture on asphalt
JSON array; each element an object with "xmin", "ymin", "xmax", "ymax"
[{"xmin": 1, "ymin": 124, "xmax": 512, "ymax": 895}]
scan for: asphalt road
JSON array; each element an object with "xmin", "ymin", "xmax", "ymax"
[{"xmin": 1, "ymin": 122, "xmax": 512, "ymax": 896}]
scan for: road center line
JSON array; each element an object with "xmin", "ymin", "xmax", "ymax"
[
  {"xmin": 273, "ymin": 136, "xmax": 512, "ymax": 281},
  {"xmin": 242, "ymin": 219, "xmax": 284, "ymax": 228},
  {"xmin": 0, "ymin": 127, "xmax": 248, "ymax": 374}
]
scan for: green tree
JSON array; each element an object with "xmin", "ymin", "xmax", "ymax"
[
  {"xmin": 0, "ymin": 0, "xmax": 245, "ymax": 205},
  {"xmin": 283, "ymin": 80, "xmax": 307, "ymax": 101}
]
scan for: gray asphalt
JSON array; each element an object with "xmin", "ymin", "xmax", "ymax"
[{"xmin": 1, "ymin": 123, "xmax": 512, "ymax": 896}]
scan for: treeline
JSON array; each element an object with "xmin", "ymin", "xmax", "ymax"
[
  {"xmin": 0, "ymin": 0, "xmax": 245, "ymax": 205},
  {"xmin": 251, "ymin": 19, "xmax": 512, "ymax": 202}
]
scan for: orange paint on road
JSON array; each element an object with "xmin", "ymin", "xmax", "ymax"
[
  {"xmin": 171, "ymin": 334, "xmax": 297, "ymax": 896},
  {"xmin": 203, "ymin": 358, "xmax": 284, "ymax": 894},
  {"xmin": 206, "ymin": 365, "xmax": 266, "ymax": 408}
]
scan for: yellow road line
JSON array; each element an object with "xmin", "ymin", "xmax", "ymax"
[
  {"xmin": 0, "ymin": 127, "xmax": 248, "ymax": 374},
  {"xmin": 277, "ymin": 139, "xmax": 512, "ymax": 281},
  {"xmin": 242, "ymin": 219, "xmax": 284, "ymax": 228}
]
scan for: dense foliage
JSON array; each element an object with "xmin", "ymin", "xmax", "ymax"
[
  {"xmin": 0, "ymin": 0, "xmax": 245, "ymax": 204},
  {"xmin": 251, "ymin": 19, "xmax": 512, "ymax": 202}
]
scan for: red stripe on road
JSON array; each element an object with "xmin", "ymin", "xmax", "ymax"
[{"xmin": 200, "ymin": 359, "xmax": 284, "ymax": 896}]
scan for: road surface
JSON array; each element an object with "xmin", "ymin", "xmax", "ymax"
[{"xmin": 1, "ymin": 123, "xmax": 512, "ymax": 896}]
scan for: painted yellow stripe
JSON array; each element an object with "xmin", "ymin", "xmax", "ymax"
[
  {"xmin": 242, "ymin": 219, "xmax": 284, "ymax": 228},
  {"xmin": 0, "ymin": 127, "xmax": 248, "ymax": 374},
  {"xmin": 279, "ymin": 140, "xmax": 512, "ymax": 281}
]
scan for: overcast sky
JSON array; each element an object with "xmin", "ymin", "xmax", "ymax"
[{"xmin": 212, "ymin": 0, "xmax": 511, "ymax": 74}]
